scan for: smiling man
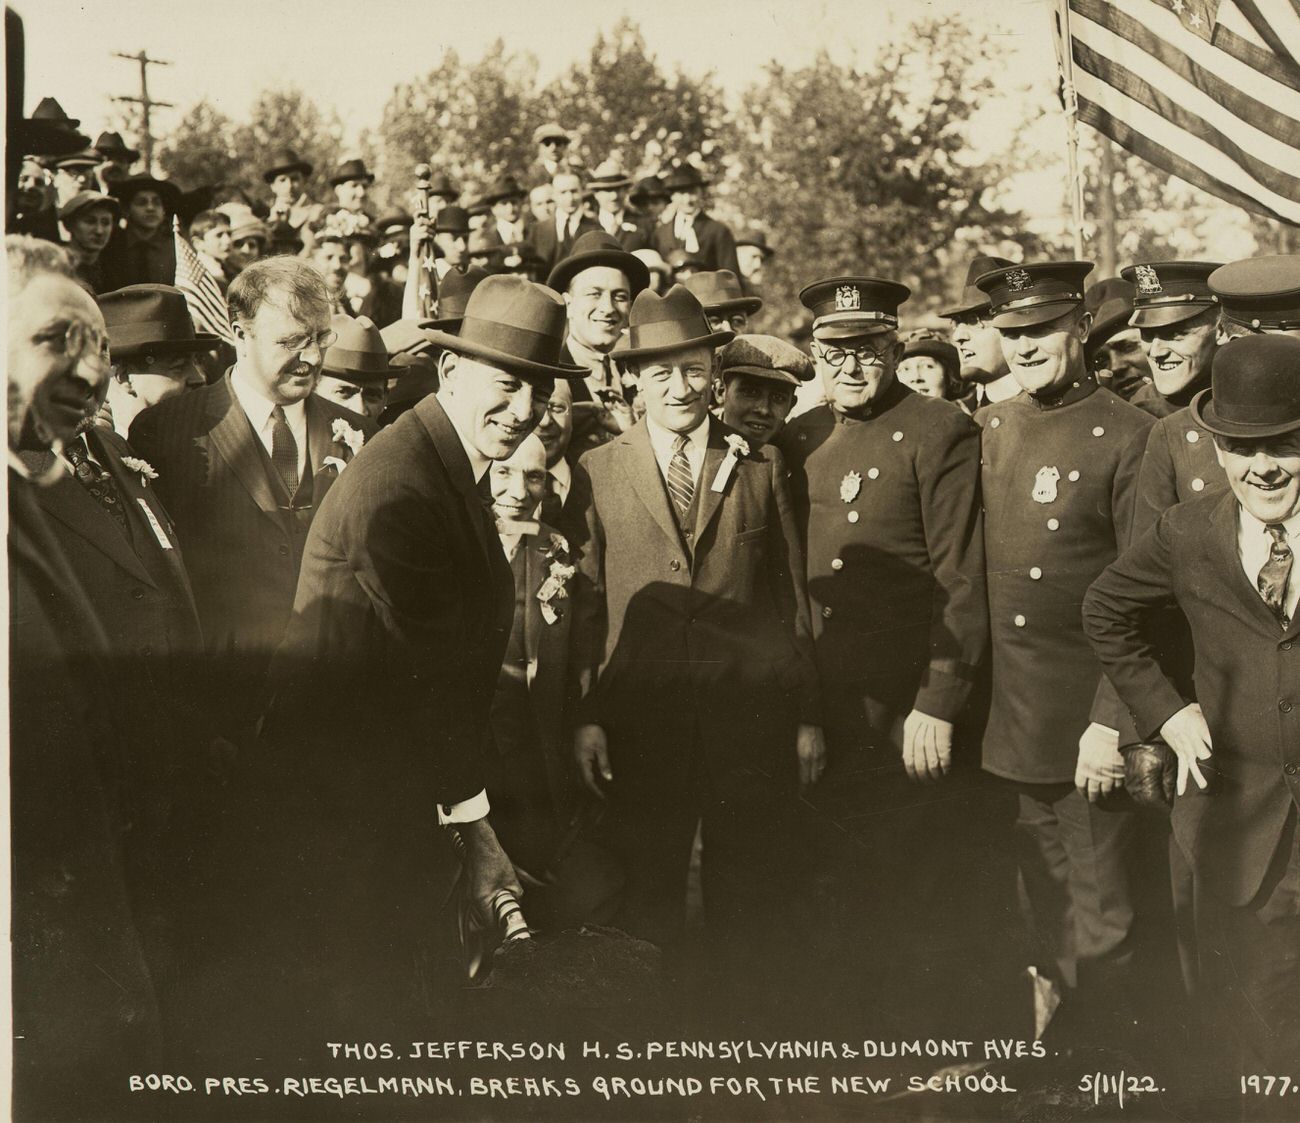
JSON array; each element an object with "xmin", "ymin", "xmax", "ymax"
[
  {"xmin": 975, "ymin": 260, "xmax": 1155, "ymax": 1042},
  {"xmin": 944, "ymin": 255, "xmax": 1020, "ymax": 407},
  {"xmin": 1084, "ymin": 334, "xmax": 1300, "ymax": 1103}
]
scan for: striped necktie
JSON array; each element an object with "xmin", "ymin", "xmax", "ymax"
[
  {"xmin": 666, "ymin": 434, "xmax": 694, "ymax": 522},
  {"xmin": 1258, "ymin": 522, "xmax": 1293, "ymax": 626}
]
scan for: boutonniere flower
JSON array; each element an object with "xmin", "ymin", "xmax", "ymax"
[
  {"xmin": 121, "ymin": 456, "xmax": 158, "ymax": 486},
  {"xmin": 711, "ymin": 434, "xmax": 751, "ymax": 493},
  {"xmin": 331, "ymin": 418, "xmax": 366, "ymax": 458},
  {"xmin": 537, "ymin": 533, "xmax": 575, "ymax": 625}
]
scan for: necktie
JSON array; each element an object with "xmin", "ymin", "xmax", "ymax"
[
  {"xmin": 539, "ymin": 472, "xmax": 564, "ymax": 528},
  {"xmin": 666, "ymin": 434, "xmax": 695, "ymax": 523},
  {"xmin": 65, "ymin": 436, "xmax": 129, "ymax": 536},
  {"xmin": 269, "ymin": 405, "xmax": 300, "ymax": 500},
  {"xmin": 1258, "ymin": 523, "xmax": 1294, "ymax": 626}
]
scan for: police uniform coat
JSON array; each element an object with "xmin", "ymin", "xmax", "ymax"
[
  {"xmin": 779, "ymin": 381, "xmax": 987, "ymax": 749},
  {"xmin": 978, "ymin": 379, "xmax": 1153, "ymax": 783}
]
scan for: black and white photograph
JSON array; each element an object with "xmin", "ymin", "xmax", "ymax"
[{"xmin": 6, "ymin": 0, "xmax": 1300, "ymax": 1118}]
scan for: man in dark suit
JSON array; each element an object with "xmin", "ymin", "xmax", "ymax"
[
  {"xmin": 6, "ymin": 234, "xmax": 162, "ymax": 1116},
  {"xmin": 244, "ymin": 275, "xmax": 584, "ymax": 1040},
  {"xmin": 533, "ymin": 376, "xmax": 594, "ymax": 553},
  {"xmin": 588, "ymin": 160, "xmax": 653, "ymax": 251},
  {"xmin": 128, "ymin": 256, "xmax": 374, "ymax": 741},
  {"xmin": 651, "ymin": 163, "xmax": 740, "ymax": 276},
  {"xmin": 571, "ymin": 284, "xmax": 825, "ymax": 955},
  {"xmin": 1084, "ymin": 335, "xmax": 1300, "ymax": 1105},
  {"xmin": 529, "ymin": 169, "xmax": 599, "ymax": 278}
]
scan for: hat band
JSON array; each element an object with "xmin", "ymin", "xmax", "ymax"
[
  {"xmin": 628, "ymin": 317, "xmax": 717, "ymax": 351},
  {"xmin": 458, "ymin": 315, "xmax": 562, "ymax": 365},
  {"xmin": 109, "ymin": 318, "xmax": 200, "ymax": 350},
  {"xmin": 1222, "ymin": 309, "xmax": 1300, "ymax": 331},
  {"xmin": 992, "ymin": 292, "xmax": 1083, "ymax": 314},
  {"xmin": 323, "ymin": 347, "xmax": 390, "ymax": 375},
  {"xmin": 1134, "ymin": 292, "xmax": 1217, "ymax": 307},
  {"xmin": 813, "ymin": 310, "xmax": 897, "ymax": 328}
]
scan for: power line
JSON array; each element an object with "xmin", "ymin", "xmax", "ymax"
[{"xmin": 112, "ymin": 50, "xmax": 173, "ymax": 174}]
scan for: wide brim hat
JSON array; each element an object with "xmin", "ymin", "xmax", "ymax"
[
  {"xmin": 682, "ymin": 269, "xmax": 762, "ymax": 316},
  {"xmin": 329, "ymin": 158, "xmax": 375, "ymax": 187},
  {"xmin": 1122, "ymin": 261, "xmax": 1223, "ymax": 329},
  {"xmin": 321, "ymin": 314, "xmax": 396, "ymax": 384},
  {"xmin": 262, "ymin": 148, "xmax": 313, "ymax": 184},
  {"xmin": 93, "ymin": 131, "xmax": 140, "ymax": 163},
  {"xmin": 100, "ymin": 283, "xmax": 222, "ymax": 356},
  {"xmin": 419, "ymin": 274, "xmax": 586, "ymax": 381},
  {"xmin": 111, "ymin": 174, "xmax": 182, "ymax": 213},
  {"xmin": 629, "ymin": 175, "xmax": 667, "ymax": 204},
  {"xmin": 942, "ymin": 255, "xmax": 1013, "ymax": 319},
  {"xmin": 618, "ymin": 283, "xmax": 734, "ymax": 361},
  {"xmin": 423, "ymin": 265, "xmax": 492, "ymax": 332},
  {"xmin": 547, "ymin": 230, "xmax": 651, "ymax": 295},
  {"xmin": 51, "ymin": 147, "xmax": 102, "ymax": 170},
  {"xmin": 586, "ymin": 160, "xmax": 633, "ymax": 191},
  {"xmin": 1190, "ymin": 334, "xmax": 1300, "ymax": 439},
  {"xmin": 20, "ymin": 97, "xmax": 89, "ymax": 157}
]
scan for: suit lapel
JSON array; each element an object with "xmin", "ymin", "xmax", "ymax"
[
  {"xmin": 206, "ymin": 374, "xmax": 283, "ymax": 522},
  {"xmin": 306, "ymin": 395, "xmax": 339, "ymax": 509},
  {"xmin": 416, "ymin": 393, "xmax": 498, "ymax": 570},
  {"xmin": 1209, "ymin": 494, "xmax": 1283, "ymax": 633},
  {"xmin": 618, "ymin": 423, "xmax": 685, "ymax": 553}
]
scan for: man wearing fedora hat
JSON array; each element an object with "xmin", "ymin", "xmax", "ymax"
[
  {"xmin": 1084, "ymin": 334, "xmax": 1300, "ymax": 1101},
  {"xmin": 651, "ymin": 163, "xmax": 739, "ymax": 276},
  {"xmin": 547, "ymin": 229, "xmax": 651, "ymax": 462},
  {"xmin": 59, "ymin": 190, "xmax": 118, "ymax": 293},
  {"xmin": 312, "ymin": 313, "xmax": 392, "ymax": 423},
  {"xmin": 976, "ymin": 260, "xmax": 1155, "ymax": 1040},
  {"xmin": 570, "ymin": 283, "xmax": 824, "ymax": 958},
  {"xmin": 682, "ymin": 269, "xmax": 762, "ymax": 335},
  {"xmin": 263, "ymin": 147, "xmax": 319, "ymax": 231},
  {"xmin": 944, "ymin": 254, "xmax": 1020, "ymax": 408},
  {"xmin": 101, "ymin": 174, "xmax": 181, "ymax": 289},
  {"xmin": 92, "ymin": 130, "xmax": 139, "ymax": 189},
  {"xmin": 329, "ymin": 157, "xmax": 375, "ymax": 216},
  {"xmin": 243, "ymin": 275, "xmax": 582, "ymax": 1039},
  {"xmin": 48, "ymin": 146, "xmax": 100, "ymax": 206},
  {"xmin": 587, "ymin": 160, "xmax": 652, "ymax": 251}
]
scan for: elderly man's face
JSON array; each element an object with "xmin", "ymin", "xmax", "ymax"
[
  {"xmin": 636, "ymin": 344, "xmax": 713, "ymax": 433},
  {"xmin": 233, "ymin": 293, "xmax": 330, "ymax": 405},
  {"xmin": 490, "ymin": 435, "xmax": 549, "ymax": 524},
  {"xmin": 813, "ymin": 331, "xmax": 901, "ymax": 416},
  {"xmin": 492, "ymin": 196, "xmax": 521, "ymax": 224},
  {"xmin": 315, "ymin": 241, "xmax": 351, "ymax": 289},
  {"xmin": 999, "ymin": 310, "xmax": 1089, "ymax": 396},
  {"xmin": 718, "ymin": 373, "xmax": 793, "ymax": 448},
  {"xmin": 1216, "ymin": 431, "xmax": 1300, "ymax": 525},
  {"xmin": 334, "ymin": 178, "xmax": 368, "ymax": 211},
  {"xmin": 9, "ymin": 273, "xmax": 110, "ymax": 449},
  {"xmin": 67, "ymin": 207, "xmax": 116, "ymax": 256},
  {"xmin": 271, "ymin": 171, "xmax": 304, "ymax": 203},
  {"xmin": 127, "ymin": 189, "xmax": 167, "ymax": 234},
  {"xmin": 314, "ymin": 375, "xmax": 386, "ymax": 421},
  {"xmin": 565, "ymin": 265, "xmax": 631, "ymax": 353},
  {"xmin": 533, "ymin": 378, "xmax": 574, "ymax": 466},
  {"xmin": 949, "ymin": 313, "xmax": 1007, "ymax": 384},
  {"xmin": 1141, "ymin": 308, "xmax": 1218, "ymax": 398},
  {"xmin": 530, "ymin": 185, "xmax": 555, "ymax": 223},
  {"xmin": 124, "ymin": 351, "xmax": 205, "ymax": 408},
  {"xmin": 439, "ymin": 354, "xmax": 552, "ymax": 460},
  {"xmin": 552, "ymin": 175, "xmax": 582, "ymax": 217}
]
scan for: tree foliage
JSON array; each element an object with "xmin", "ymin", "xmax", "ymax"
[
  {"xmin": 156, "ymin": 99, "xmax": 239, "ymax": 190},
  {"xmin": 232, "ymin": 87, "xmax": 345, "ymax": 201}
]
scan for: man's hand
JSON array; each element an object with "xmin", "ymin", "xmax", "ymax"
[
  {"xmin": 902, "ymin": 709, "xmax": 953, "ymax": 782},
  {"xmin": 456, "ymin": 818, "xmax": 523, "ymax": 920},
  {"xmin": 1160, "ymin": 704, "xmax": 1213, "ymax": 795},
  {"xmin": 796, "ymin": 724, "xmax": 827, "ymax": 791},
  {"xmin": 1075, "ymin": 722, "xmax": 1125, "ymax": 803},
  {"xmin": 574, "ymin": 723, "xmax": 612, "ymax": 798}
]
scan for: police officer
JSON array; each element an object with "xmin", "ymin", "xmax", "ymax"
[
  {"xmin": 1209, "ymin": 254, "xmax": 1300, "ymax": 341},
  {"xmin": 975, "ymin": 260, "xmax": 1154, "ymax": 1039}
]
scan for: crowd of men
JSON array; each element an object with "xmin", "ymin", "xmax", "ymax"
[{"xmin": 9, "ymin": 80, "xmax": 1300, "ymax": 1122}]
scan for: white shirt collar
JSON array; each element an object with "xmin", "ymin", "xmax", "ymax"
[
  {"xmin": 1238, "ymin": 506, "xmax": 1300, "ymax": 541},
  {"xmin": 435, "ymin": 392, "xmax": 491, "ymax": 484},
  {"xmin": 229, "ymin": 364, "xmax": 306, "ymax": 433},
  {"xmin": 548, "ymin": 456, "xmax": 572, "ymax": 502},
  {"xmin": 646, "ymin": 413, "xmax": 710, "ymax": 462}
]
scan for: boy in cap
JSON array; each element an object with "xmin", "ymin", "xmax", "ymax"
[
  {"xmin": 714, "ymin": 333, "xmax": 810, "ymax": 448},
  {"xmin": 1084, "ymin": 335, "xmax": 1300, "ymax": 1107},
  {"xmin": 570, "ymin": 283, "xmax": 824, "ymax": 970},
  {"xmin": 102, "ymin": 175, "xmax": 181, "ymax": 288},
  {"xmin": 976, "ymin": 260, "xmax": 1154, "ymax": 1040},
  {"xmin": 58, "ymin": 190, "xmax": 118, "ymax": 293}
]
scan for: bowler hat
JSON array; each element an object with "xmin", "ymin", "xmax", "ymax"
[
  {"xmin": 321, "ymin": 315, "xmax": 394, "ymax": 385},
  {"xmin": 58, "ymin": 190, "xmax": 119, "ymax": 223},
  {"xmin": 735, "ymin": 230, "xmax": 774, "ymax": 257},
  {"xmin": 800, "ymin": 276, "xmax": 911, "ymax": 339},
  {"xmin": 976, "ymin": 260, "xmax": 1093, "ymax": 330},
  {"xmin": 111, "ymin": 174, "xmax": 182, "ymax": 214},
  {"xmin": 1085, "ymin": 277, "xmax": 1138, "ymax": 357},
  {"xmin": 376, "ymin": 212, "xmax": 412, "ymax": 238},
  {"xmin": 420, "ymin": 274, "xmax": 585, "ymax": 381},
  {"xmin": 682, "ymin": 270, "xmax": 762, "ymax": 316},
  {"xmin": 618, "ymin": 284, "xmax": 734, "ymax": 361},
  {"xmin": 1122, "ymin": 261, "xmax": 1222, "ymax": 329},
  {"xmin": 99, "ymin": 284, "xmax": 221, "ymax": 357},
  {"xmin": 719, "ymin": 334, "xmax": 812, "ymax": 386},
  {"xmin": 586, "ymin": 160, "xmax": 633, "ymax": 191},
  {"xmin": 262, "ymin": 147, "xmax": 313, "ymax": 184},
  {"xmin": 942, "ymin": 255, "xmax": 1013, "ymax": 320},
  {"xmin": 629, "ymin": 175, "xmax": 667, "ymax": 205},
  {"xmin": 434, "ymin": 206, "xmax": 470, "ymax": 236},
  {"xmin": 1209, "ymin": 255, "xmax": 1300, "ymax": 331},
  {"xmin": 660, "ymin": 163, "xmax": 709, "ymax": 191},
  {"xmin": 424, "ymin": 265, "xmax": 492, "ymax": 331},
  {"xmin": 329, "ymin": 158, "xmax": 375, "ymax": 187},
  {"xmin": 482, "ymin": 174, "xmax": 526, "ymax": 204},
  {"xmin": 424, "ymin": 171, "xmax": 459, "ymax": 200},
  {"xmin": 93, "ymin": 131, "xmax": 139, "ymax": 163},
  {"xmin": 533, "ymin": 122, "xmax": 570, "ymax": 145},
  {"xmin": 547, "ymin": 230, "xmax": 650, "ymax": 296},
  {"xmin": 1191, "ymin": 335, "xmax": 1300, "ymax": 439}
]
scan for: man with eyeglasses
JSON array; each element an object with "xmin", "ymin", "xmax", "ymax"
[
  {"xmin": 777, "ymin": 275, "xmax": 986, "ymax": 1009},
  {"xmin": 944, "ymin": 255, "xmax": 1020, "ymax": 408},
  {"xmin": 128, "ymin": 256, "xmax": 376, "ymax": 745}
]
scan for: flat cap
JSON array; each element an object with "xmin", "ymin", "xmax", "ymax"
[
  {"xmin": 58, "ymin": 190, "xmax": 119, "ymax": 222},
  {"xmin": 718, "ymin": 334, "xmax": 813, "ymax": 385},
  {"xmin": 976, "ymin": 260, "xmax": 1093, "ymax": 329},
  {"xmin": 799, "ymin": 276, "xmax": 910, "ymax": 339},
  {"xmin": 1209, "ymin": 255, "xmax": 1300, "ymax": 331}
]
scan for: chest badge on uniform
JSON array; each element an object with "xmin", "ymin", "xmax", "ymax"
[
  {"xmin": 840, "ymin": 471, "xmax": 863, "ymax": 502},
  {"xmin": 1032, "ymin": 465, "xmax": 1061, "ymax": 504}
]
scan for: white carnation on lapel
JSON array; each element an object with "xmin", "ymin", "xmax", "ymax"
[
  {"xmin": 711, "ymin": 433, "xmax": 751, "ymax": 493},
  {"xmin": 331, "ymin": 418, "xmax": 366, "ymax": 457},
  {"xmin": 537, "ymin": 534, "xmax": 575, "ymax": 625},
  {"xmin": 121, "ymin": 456, "xmax": 158, "ymax": 485}
]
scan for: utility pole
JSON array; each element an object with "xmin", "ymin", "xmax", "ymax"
[
  {"xmin": 1097, "ymin": 137, "xmax": 1120, "ymax": 279},
  {"xmin": 112, "ymin": 50, "xmax": 172, "ymax": 173}
]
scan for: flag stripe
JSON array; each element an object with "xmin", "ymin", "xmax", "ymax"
[
  {"xmin": 1073, "ymin": 0, "xmax": 1300, "ymax": 137},
  {"xmin": 1073, "ymin": 65, "xmax": 1300, "ymax": 221},
  {"xmin": 1233, "ymin": 0, "xmax": 1300, "ymax": 72},
  {"xmin": 1071, "ymin": 38, "xmax": 1300, "ymax": 191},
  {"xmin": 173, "ymin": 224, "xmax": 235, "ymax": 344}
]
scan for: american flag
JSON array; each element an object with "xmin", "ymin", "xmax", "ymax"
[
  {"xmin": 172, "ymin": 217, "xmax": 236, "ymax": 344},
  {"xmin": 1059, "ymin": 0, "xmax": 1300, "ymax": 224}
]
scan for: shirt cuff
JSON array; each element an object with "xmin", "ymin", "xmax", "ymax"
[{"xmin": 437, "ymin": 789, "xmax": 490, "ymax": 825}]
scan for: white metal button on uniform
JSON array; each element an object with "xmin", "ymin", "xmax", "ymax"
[
  {"xmin": 1014, "ymin": 614, "xmax": 1026, "ymax": 627},
  {"xmin": 990, "ymin": 417, "xmax": 1001, "ymax": 429},
  {"xmin": 1191, "ymin": 478, "xmax": 1205, "ymax": 491},
  {"xmin": 1030, "ymin": 567, "xmax": 1042, "ymax": 580},
  {"xmin": 1047, "ymin": 518, "xmax": 1060, "ymax": 530},
  {"xmin": 868, "ymin": 468, "xmax": 879, "ymax": 479},
  {"xmin": 1186, "ymin": 430, "xmax": 1199, "ymax": 443},
  {"xmin": 831, "ymin": 558, "xmax": 844, "ymax": 571},
  {"xmin": 847, "ymin": 511, "xmax": 860, "ymax": 524},
  {"xmin": 892, "ymin": 431, "xmax": 903, "ymax": 442},
  {"xmin": 1068, "ymin": 470, "xmax": 1080, "ymax": 481},
  {"xmin": 1092, "ymin": 426, "xmax": 1105, "ymax": 437},
  {"xmin": 822, "ymin": 606, "xmax": 833, "ymax": 619}
]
